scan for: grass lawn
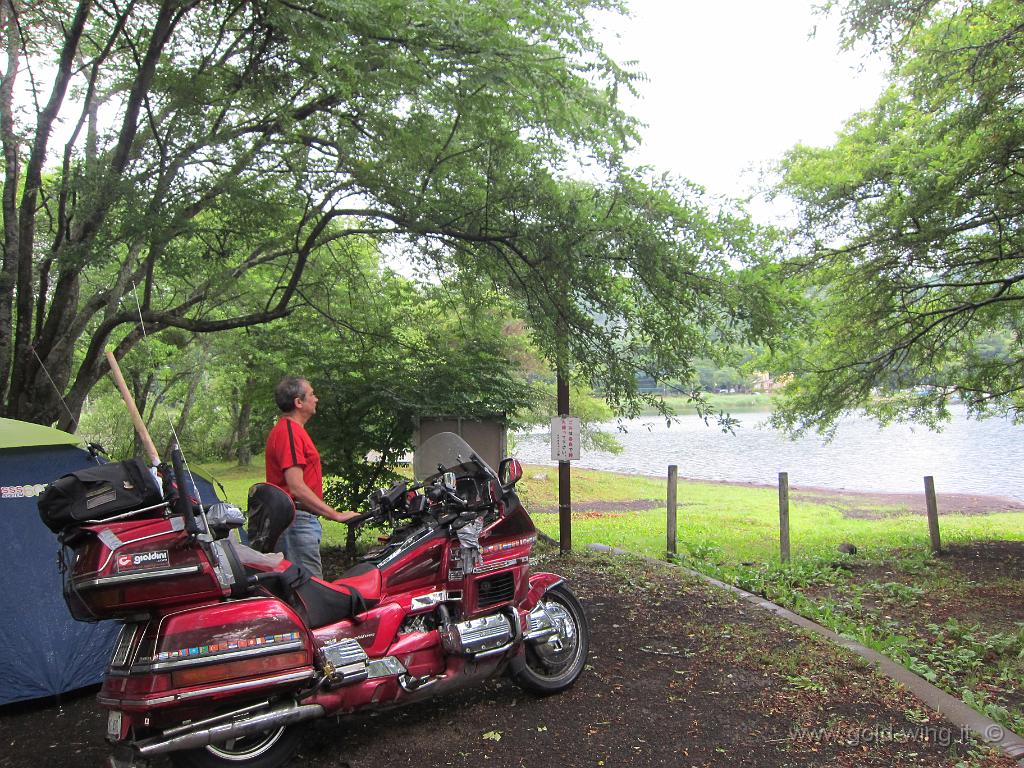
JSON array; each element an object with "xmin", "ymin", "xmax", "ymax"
[
  {"xmin": 520, "ymin": 465, "xmax": 1024, "ymax": 564},
  {"xmin": 637, "ymin": 391, "xmax": 776, "ymax": 415}
]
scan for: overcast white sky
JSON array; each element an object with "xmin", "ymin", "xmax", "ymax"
[{"xmin": 593, "ymin": 0, "xmax": 888, "ymax": 220}]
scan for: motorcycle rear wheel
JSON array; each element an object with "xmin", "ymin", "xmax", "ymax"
[
  {"xmin": 167, "ymin": 724, "xmax": 302, "ymax": 768},
  {"xmin": 512, "ymin": 583, "xmax": 589, "ymax": 694}
]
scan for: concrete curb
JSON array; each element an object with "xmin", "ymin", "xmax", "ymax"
[{"xmin": 586, "ymin": 543, "xmax": 1024, "ymax": 764}]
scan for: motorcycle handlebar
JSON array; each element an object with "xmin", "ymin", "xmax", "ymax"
[{"xmin": 345, "ymin": 511, "xmax": 376, "ymax": 527}]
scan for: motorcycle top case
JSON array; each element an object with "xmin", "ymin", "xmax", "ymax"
[
  {"xmin": 62, "ymin": 516, "xmax": 229, "ymax": 621},
  {"xmin": 38, "ymin": 458, "xmax": 163, "ymax": 532}
]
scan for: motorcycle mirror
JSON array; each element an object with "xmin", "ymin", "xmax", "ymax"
[{"xmin": 498, "ymin": 457, "xmax": 523, "ymax": 488}]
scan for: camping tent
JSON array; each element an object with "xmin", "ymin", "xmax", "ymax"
[
  {"xmin": 0, "ymin": 417, "xmax": 119, "ymax": 704},
  {"xmin": 0, "ymin": 418, "xmax": 222, "ymax": 704}
]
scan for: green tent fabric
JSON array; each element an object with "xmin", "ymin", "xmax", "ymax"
[{"xmin": 0, "ymin": 417, "xmax": 83, "ymax": 449}]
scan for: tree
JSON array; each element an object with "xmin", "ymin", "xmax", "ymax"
[
  {"xmin": 771, "ymin": 0, "xmax": 1024, "ymax": 434},
  {"xmin": 0, "ymin": 0, "xmax": 643, "ymax": 428},
  {"xmin": 435, "ymin": 172, "xmax": 786, "ymax": 423}
]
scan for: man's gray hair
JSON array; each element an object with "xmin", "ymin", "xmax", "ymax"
[{"xmin": 274, "ymin": 376, "xmax": 308, "ymax": 413}]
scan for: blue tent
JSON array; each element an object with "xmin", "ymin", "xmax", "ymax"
[
  {"xmin": 0, "ymin": 418, "xmax": 221, "ymax": 704},
  {"xmin": 0, "ymin": 418, "xmax": 119, "ymax": 704}
]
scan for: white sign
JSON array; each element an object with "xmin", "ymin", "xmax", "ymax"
[{"xmin": 550, "ymin": 417, "xmax": 581, "ymax": 461}]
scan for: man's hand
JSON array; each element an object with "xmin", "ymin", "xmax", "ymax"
[
  {"xmin": 322, "ymin": 508, "xmax": 361, "ymax": 524},
  {"xmin": 282, "ymin": 466, "xmax": 353, "ymax": 522}
]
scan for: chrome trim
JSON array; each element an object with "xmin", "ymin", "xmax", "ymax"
[
  {"xmin": 377, "ymin": 526, "xmax": 442, "ymax": 568},
  {"xmin": 84, "ymin": 501, "xmax": 171, "ymax": 525},
  {"xmin": 97, "ymin": 518, "xmax": 185, "ymax": 571},
  {"xmin": 176, "ymin": 669, "xmax": 314, "ymax": 700},
  {"xmin": 366, "ymin": 656, "xmax": 407, "ymax": 678},
  {"xmin": 139, "ymin": 641, "xmax": 305, "ymax": 672},
  {"xmin": 98, "ymin": 694, "xmax": 176, "ymax": 707},
  {"xmin": 76, "ymin": 565, "xmax": 202, "ymax": 589},
  {"xmin": 411, "ymin": 590, "xmax": 462, "ymax": 611},
  {"xmin": 208, "ymin": 539, "xmax": 237, "ymax": 590},
  {"xmin": 109, "ymin": 623, "xmax": 142, "ymax": 668},
  {"xmin": 161, "ymin": 701, "xmax": 270, "ymax": 737},
  {"xmin": 524, "ymin": 602, "xmax": 559, "ymax": 642},
  {"xmin": 320, "ymin": 637, "xmax": 367, "ymax": 666},
  {"xmin": 398, "ymin": 673, "xmax": 445, "ymax": 692},
  {"xmin": 135, "ymin": 701, "xmax": 324, "ymax": 757},
  {"xmin": 507, "ymin": 606, "xmax": 523, "ymax": 643},
  {"xmin": 474, "ymin": 641, "xmax": 513, "ymax": 659},
  {"xmin": 319, "ymin": 638, "xmax": 369, "ymax": 686}
]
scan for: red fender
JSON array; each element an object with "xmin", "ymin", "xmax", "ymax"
[{"xmin": 523, "ymin": 572, "xmax": 564, "ymax": 611}]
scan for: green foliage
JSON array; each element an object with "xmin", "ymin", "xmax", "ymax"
[
  {"xmin": 3, "ymin": 0, "xmax": 788, "ymax": 444},
  {"xmin": 771, "ymin": 0, "xmax": 1024, "ymax": 434},
  {"xmin": 254, "ymin": 263, "xmax": 540, "ymax": 510}
]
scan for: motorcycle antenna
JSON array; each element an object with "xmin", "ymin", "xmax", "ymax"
[{"xmin": 28, "ymin": 345, "xmax": 103, "ymax": 465}]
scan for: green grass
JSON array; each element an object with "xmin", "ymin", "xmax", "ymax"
[
  {"xmin": 199, "ymin": 457, "xmax": 1024, "ymax": 565},
  {"xmin": 522, "ymin": 466, "xmax": 1024, "ymax": 563},
  {"xmin": 638, "ymin": 392, "xmax": 776, "ymax": 416},
  {"xmin": 518, "ymin": 466, "xmax": 665, "ymax": 506},
  {"xmin": 189, "ymin": 459, "xmax": 263, "ymax": 508}
]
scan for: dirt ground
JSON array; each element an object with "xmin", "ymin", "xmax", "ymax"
[
  {"xmin": 789, "ymin": 488, "xmax": 1024, "ymax": 520},
  {"xmin": 800, "ymin": 540, "xmax": 1024, "ymax": 724},
  {"xmin": 0, "ymin": 549, "xmax": 1016, "ymax": 768}
]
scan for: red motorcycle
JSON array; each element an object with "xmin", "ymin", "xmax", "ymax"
[{"xmin": 39, "ymin": 432, "xmax": 588, "ymax": 768}]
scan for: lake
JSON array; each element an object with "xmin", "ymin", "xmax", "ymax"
[{"xmin": 512, "ymin": 406, "xmax": 1024, "ymax": 501}]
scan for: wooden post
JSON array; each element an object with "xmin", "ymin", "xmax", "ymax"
[
  {"xmin": 924, "ymin": 476, "xmax": 941, "ymax": 554},
  {"xmin": 105, "ymin": 350, "xmax": 160, "ymax": 465},
  {"xmin": 666, "ymin": 465, "xmax": 678, "ymax": 557},
  {"xmin": 557, "ymin": 370, "xmax": 571, "ymax": 554},
  {"xmin": 778, "ymin": 471, "xmax": 790, "ymax": 563}
]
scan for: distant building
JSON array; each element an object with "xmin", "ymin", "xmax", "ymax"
[{"xmin": 751, "ymin": 371, "xmax": 791, "ymax": 393}]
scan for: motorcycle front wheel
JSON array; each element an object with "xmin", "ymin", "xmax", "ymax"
[
  {"xmin": 168, "ymin": 724, "xmax": 302, "ymax": 768},
  {"xmin": 512, "ymin": 583, "xmax": 590, "ymax": 694}
]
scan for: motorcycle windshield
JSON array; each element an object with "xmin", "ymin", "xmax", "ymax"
[{"xmin": 413, "ymin": 432, "xmax": 497, "ymax": 481}]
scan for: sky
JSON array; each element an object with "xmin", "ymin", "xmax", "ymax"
[{"xmin": 592, "ymin": 0, "xmax": 888, "ymax": 221}]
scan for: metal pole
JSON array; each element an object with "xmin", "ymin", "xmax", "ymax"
[
  {"xmin": 778, "ymin": 471, "xmax": 790, "ymax": 563},
  {"xmin": 667, "ymin": 465, "xmax": 678, "ymax": 557},
  {"xmin": 924, "ymin": 476, "xmax": 941, "ymax": 554},
  {"xmin": 557, "ymin": 371, "xmax": 571, "ymax": 554}
]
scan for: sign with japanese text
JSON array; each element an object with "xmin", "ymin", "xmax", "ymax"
[{"xmin": 550, "ymin": 416, "xmax": 581, "ymax": 461}]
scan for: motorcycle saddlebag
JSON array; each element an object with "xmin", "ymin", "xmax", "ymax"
[{"xmin": 38, "ymin": 459, "xmax": 163, "ymax": 533}]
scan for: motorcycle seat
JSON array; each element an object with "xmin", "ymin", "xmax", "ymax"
[
  {"xmin": 333, "ymin": 561, "xmax": 382, "ymax": 603},
  {"xmin": 293, "ymin": 572, "xmax": 379, "ymax": 629}
]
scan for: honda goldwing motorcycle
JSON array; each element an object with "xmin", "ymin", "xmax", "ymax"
[{"xmin": 39, "ymin": 432, "xmax": 589, "ymax": 768}]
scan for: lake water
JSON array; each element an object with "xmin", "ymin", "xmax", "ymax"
[{"xmin": 512, "ymin": 406, "xmax": 1024, "ymax": 501}]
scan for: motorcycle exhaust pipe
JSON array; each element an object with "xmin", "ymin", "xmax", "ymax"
[{"xmin": 134, "ymin": 700, "xmax": 324, "ymax": 757}]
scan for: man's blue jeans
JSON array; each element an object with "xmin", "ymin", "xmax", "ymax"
[{"xmin": 280, "ymin": 510, "xmax": 323, "ymax": 579}]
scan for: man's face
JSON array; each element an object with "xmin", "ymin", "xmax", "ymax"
[{"xmin": 296, "ymin": 381, "xmax": 319, "ymax": 416}]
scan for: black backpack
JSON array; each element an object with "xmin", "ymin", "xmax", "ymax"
[{"xmin": 37, "ymin": 459, "xmax": 163, "ymax": 533}]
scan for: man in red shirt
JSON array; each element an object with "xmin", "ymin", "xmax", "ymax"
[{"xmin": 265, "ymin": 376, "xmax": 358, "ymax": 578}]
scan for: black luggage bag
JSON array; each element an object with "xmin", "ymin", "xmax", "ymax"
[{"xmin": 37, "ymin": 458, "xmax": 164, "ymax": 532}]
